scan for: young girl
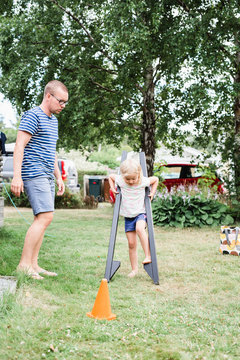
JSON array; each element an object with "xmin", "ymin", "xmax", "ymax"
[{"xmin": 109, "ymin": 158, "xmax": 159, "ymax": 278}]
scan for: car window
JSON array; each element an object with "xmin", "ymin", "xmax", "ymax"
[
  {"xmin": 3, "ymin": 157, "xmax": 13, "ymax": 171},
  {"xmin": 162, "ymin": 166, "xmax": 195, "ymax": 179},
  {"xmin": 192, "ymin": 167, "xmax": 204, "ymax": 177},
  {"xmin": 162, "ymin": 166, "xmax": 182, "ymax": 179}
]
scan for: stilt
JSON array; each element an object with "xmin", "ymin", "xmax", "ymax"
[
  {"xmin": 139, "ymin": 152, "xmax": 159, "ymax": 285},
  {"xmin": 104, "ymin": 151, "xmax": 127, "ymax": 281}
]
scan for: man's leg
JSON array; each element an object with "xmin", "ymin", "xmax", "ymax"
[
  {"xmin": 136, "ymin": 220, "xmax": 151, "ymax": 263},
  {"xmin": 32, "ymin": 219, "xmax": 57, "ymax": 276},
  {"xmin": 126, "ymin": 231, "xmax": 138, "ymax": 277},
  {"xmin": 31, "ymin": 230, "xmax": 44, "ymax": 272},
  {"xmin": 18, "ymin": 211, "xmax": 53, "ymax": 272}
]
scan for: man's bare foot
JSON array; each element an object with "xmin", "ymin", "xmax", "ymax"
[
  {"xmin": 17, "ymin": 266, "xmax": 44, "ymax": 280},
  {"xmin": 17, "ymin": 265, "xmax": 36, "ymax": 275},
  {"xmin": 37, "ymin": 268, "xmax": 58, "ymax": 277},
  {"xmin": 142, "ymin": 257, "xmax": 151, "ymax": 264},
  {"xmin": 128, "ymin": 270, "xmax": 138, "ymax": 278},
  {"xmin": 29, "ymin": 272, "xmax": 44, "ymax": 280}
]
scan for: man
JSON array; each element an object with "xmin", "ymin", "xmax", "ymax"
[{"xmin": 11, "ymin": 80, "xmax": 68, "ymax": 279}]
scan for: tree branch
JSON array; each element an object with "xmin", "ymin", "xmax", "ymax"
[
  {"xmin": 135, "ymin": 83, "xmax": 145, "ymax": 94},
  {"xmin": 89, "ymin": 78, "xmax": 116, "ymax": 93},
  {"xmin": 89, "ymin": 64, "xmax": 117, "ymax": 75},
  {"xmin": 176, "ymin": 0, "xmax": 232, "ymax": 59},
  {"xmin": 153, "ymin": 60, "xmax": 161, "ymax": 83},
  {"xmin": 176, "ymin": 0, "xmax": 190, "ymax": 13},
  {"xmin": 48, "ymin": 0, "xmax": 114, "ymax": 64}
]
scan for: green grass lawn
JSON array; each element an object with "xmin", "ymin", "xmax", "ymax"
[{"xmin": 0, "ymin": 205, "xmax": 240, "ymax": 360}]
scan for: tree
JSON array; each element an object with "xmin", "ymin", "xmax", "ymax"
[
  {"xmin": 0, "ymin": 0, "xmax": 194, "ymax": 174},
  {"xmin": 1, "ymin": 0, "xmax": 240, "ymax": 189},
  {"xmin": 172, "ymin": 0, "xmax": 240, "ymax": 198}
]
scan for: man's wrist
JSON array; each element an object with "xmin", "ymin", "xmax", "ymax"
[
  {"xmin": 55, "ymin": 174, "xmax": 62, "ymax": 181},
  {"xmin": 13, "ymin": 175, "xmax": 22, "ymax": 181}
]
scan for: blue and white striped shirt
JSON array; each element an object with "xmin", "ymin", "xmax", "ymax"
[{"xmin": 19, "ymin": 106, "xmax": 58, "ymax": 180}]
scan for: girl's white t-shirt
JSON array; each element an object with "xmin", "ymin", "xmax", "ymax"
[{"xmin": 115, "ymin": 175, "xmax": 150, "ymax": 218}]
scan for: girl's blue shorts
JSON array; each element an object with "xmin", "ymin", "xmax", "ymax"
[{"xmin": 124, "ymin": 213, "xmax": 147, "ymax": 233}]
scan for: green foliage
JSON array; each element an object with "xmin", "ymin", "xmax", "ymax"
[
  {"xmin": 227, "ymin": 199, "xmax": 240, "ymax": 222},
  {"xmin": 88, "ymin": 146, "xmax": 121, "ymax": 169},
  {"xmin": 152, "ymin": 195, "xmax": 234, "ymax": 228},
  {"xmin": 2, "ymin": 183, "xmax": 85, "ymax": 209},
  {"xmin": 193, "ymin": 164, "xmax": 224, "ymax": 198},
  {"xmin": 196, "ymin": 165, "xmax": 218, "ymax": 190},
  {"xmin": 3, "ymin": 184, "xmax": 31, "ymax": 208},
  {"xmin": 54, "ymin": 187, "xmax": 83, "ymax": 209},
  {"xmin": 0, "ymin": 0, "xmax": 196, "ymax": 155},
  {"xmin": 0, "ymin": 118, "xmax": 18, "ymax": 143},
  {"xmin": 153, "ymin": 161, "xmax": 167, "ymax": 189},
  {"xmin": 1, "ymin": 1, "xmax": 240, "ymax": 187},
  {"xmin": 3, "ymin": 127, "xmax": 17, "ymax": 143}
]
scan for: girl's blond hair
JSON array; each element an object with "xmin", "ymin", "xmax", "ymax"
[{"xmin": 120, "ymin": 158, "xmax": 143, "ymax": 184}]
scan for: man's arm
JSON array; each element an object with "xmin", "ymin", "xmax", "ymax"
[
  {"xmin": 54, "ymin": 155, "xmax": 65, "ymax": 196},
  {"xmin": 11, "ymin": 131, "xmax": 32, "ymax": 197}
]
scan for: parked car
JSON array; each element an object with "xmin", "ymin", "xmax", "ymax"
[
  {"xmin": 2, "ymin": 154, "xmax": 80, "ymax": 193},
  {"xmin": 108, "ymin": 162, "xmax": 224, "ymax": 204},
  {"xmin": 2, "ymin": 155, "xmax": 14, "ymax": 183},
  {"xmin": 57, "ymin": 158, "xmax": 80, "ymax": 193},
  {"xmin": 158, "ymin": 163, "xmax": 224, "ymax": 192}
]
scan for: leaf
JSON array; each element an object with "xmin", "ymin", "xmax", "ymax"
[
  {"xmin": 206, "ymin": 217, "xmax": 214, "ymax": 225},
  {"xmin": 201, "ymin": 213, "xmax": 208, "ymax": 221},
  {"xmin": 222, "ymin": 214, "xmax": 234, "ymax": 225}
]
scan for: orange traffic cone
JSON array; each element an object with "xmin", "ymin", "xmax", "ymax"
[{"xmin": 86, "ymin": 278, "xmax": 116, "ymax": 320}]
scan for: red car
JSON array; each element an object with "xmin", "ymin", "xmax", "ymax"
[
  {"xmin": 159, "ymin": 163, "xmax": 224, "ymax": 192},
  {"xmin": 109, "ymin": 163, "xmax": 224, "ymax": 203}
]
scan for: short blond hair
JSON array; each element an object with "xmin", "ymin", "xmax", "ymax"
[
  {"xmin": 120, "ymin": 158, "xmax": 143, "ymax": 184},
  {"xmin": 44, "ymin": 80, "xmax": 68, "ymax": 96}
]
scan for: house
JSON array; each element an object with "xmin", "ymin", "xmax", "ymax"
[
  {"xmin": 119, "ymin": 145, "xmax": 210, "ymax": 165},
  {"xmin": 154, "ymin": 145, "xmax": 208, "ymax": 164}
]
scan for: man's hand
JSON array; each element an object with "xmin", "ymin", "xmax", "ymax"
[
  {"xmin": 56, "ymin": 178, "xmax": 65, "ymax": 196},
  {"xmin": 11, "ymin": 177, "xmax": 24, "ymax": 197}
]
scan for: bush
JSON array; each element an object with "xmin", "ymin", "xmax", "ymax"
[
  {"xmin": 83, "ymin": 195, "xmax": 98, "ymax": 209},
  {"xmin": 3, "ymin": 183, "xmax": 31, "ymax": 207},
  {"xmin": 152, "ymin": 190, "xmax": 234, "ymax": 228},
  {"xmin": 88, "ymin": 146, "xmax": 121, "ymax": 169},
  {"xmin": 226, "ymin": 199, "xmax": 240, "ymax": 222},
  {"xmin": 54, "ymin": 187, "xmax": 83, "ymax": 209},
  {"xmin": 2, "ymin": 183, "xmax": 87, "ymax": 209}
]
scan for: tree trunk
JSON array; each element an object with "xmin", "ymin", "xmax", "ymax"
[
  {"xmin": 141, "ymin": 65, "xmax": 156, "ymax": 176},
  {"xmin": 234, "ymin": 49, "xmax": 240, "ymax": 200}
]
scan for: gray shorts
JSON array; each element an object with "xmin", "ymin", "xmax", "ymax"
[{"xmin": 23, "ymin": 177, "xmax": 55, "ymax": 216}]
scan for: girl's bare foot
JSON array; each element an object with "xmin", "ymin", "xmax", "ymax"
[
  {"xmin": 128, "ymin": 269, "xmax": 138, "ymax": 278},
  {"xmin": 142, "ymin": 257, "xmax": 151, "ymax": 264}
]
